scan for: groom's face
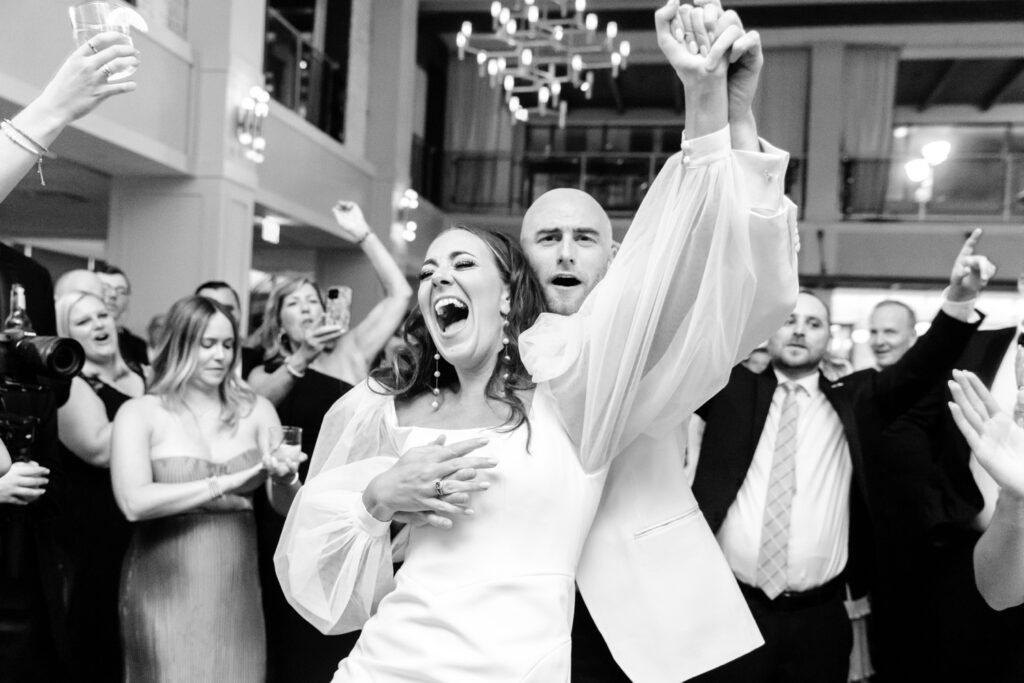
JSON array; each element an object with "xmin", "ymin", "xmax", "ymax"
[{"xmin": 520, "ymin": 189, "xmax": 613, "ymax": 316}]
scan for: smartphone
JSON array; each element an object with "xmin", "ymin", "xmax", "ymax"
[{"xmin": 325, "ymin": 286, "xmax": 352, "ymax": 333}]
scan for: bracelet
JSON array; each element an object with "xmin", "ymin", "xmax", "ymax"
[
  {"xmin": 1, "ymin": 119, "xmax": 53, "ymax": 186},
  {"xmin": 206, "ymin": 476, "xmax": 224, "ymax": 500},
  {"xmin": 274, "ymin": 471, "xmax": 300, "ymax": 487},
  {"xmin": 355, "ymin": 230, "xmax": 372, "ymax": 245}
]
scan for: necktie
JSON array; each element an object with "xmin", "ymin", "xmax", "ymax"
[{"xmin": 756, "ymin": 381, "xmax": 801, "ymax": 599}]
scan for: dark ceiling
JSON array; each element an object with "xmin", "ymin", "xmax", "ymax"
[{"xmin": 419, "ymin": 1, "xmax": 1024, "ymax": 114}]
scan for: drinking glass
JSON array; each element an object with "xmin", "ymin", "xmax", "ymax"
[
  {"xmin": 272, "ymin": 425, "xmax": 304, "ymax": 464},
  {"xmin": 68, "ymin": 1, "xmax": 147, "ymax": 81}
]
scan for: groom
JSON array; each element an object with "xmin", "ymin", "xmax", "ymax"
[{"xmin": 518, "ymin": 3, "xmax": 796, "ymax": 679}]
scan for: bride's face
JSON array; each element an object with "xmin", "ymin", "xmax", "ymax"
[{"xmin": 418, "ymin": 230, "xmax": 510, "ymax": 373}]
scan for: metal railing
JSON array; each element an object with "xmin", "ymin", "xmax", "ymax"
[
  {"xmin": 444, "ymin": 149, "xmax": 805, "ymax": 216},
  {"xmin": 263, "ymin": 8, "xmax": 346, "ymax": 141},
  {"xmin": 842, "ymin": 154, "xmax": 1024, "ymax": 221}
]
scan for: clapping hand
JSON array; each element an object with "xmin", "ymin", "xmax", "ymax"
[
  {"xmin": 948, "ymin": 229, "xmax": 996, "ymax": 302},
  {"xmin": 0, "ymin": 460, "xmax": 49, "ymax": 506},
  {"xmin": 331, "ymin": 201, "xmax": 372, "ymax": 244},
  {"xmin": 364, "ymin": 435, "xmax": 496, "ymax": 529},
  {"xmin": 948, "ymin": 369, "xmax": 1024, "ymax": 502}
]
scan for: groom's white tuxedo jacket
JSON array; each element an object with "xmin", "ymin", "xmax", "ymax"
[{"xmin": 561, "ymin": 139, "xmax": 798, "ymax": 683}]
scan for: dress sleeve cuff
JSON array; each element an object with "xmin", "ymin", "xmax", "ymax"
[
  {"xmin": 355, "ymin": 496, "xmax": 393, "ymax": 537},
  {"xmin": 939, "ymin": 287, "xmax": 980, "ymax": 323},
  {"xmin": 680, "ymin": 126, "xmax": 731, "ymax": 165},
  {"xmin": 733, "ymin": 137, "xmax": 790, "ymax": 213}
]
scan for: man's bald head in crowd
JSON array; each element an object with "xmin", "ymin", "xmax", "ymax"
[
  {"xmin": 520, "ymin": 188, "xmax": 614, "ymax": 316},
  {"xmin": 54, "ymin": 269, "xmax": 104, "ymax": 300}
]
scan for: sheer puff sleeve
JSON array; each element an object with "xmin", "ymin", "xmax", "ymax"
[
  {"xmin": 274, "ymin": 380, "xmax": 402, "ymax": 634},
  {"xmin": 521, "ymin": 126, "xmax": 798, "ymax": 473}
]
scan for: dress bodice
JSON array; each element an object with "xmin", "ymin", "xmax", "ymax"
[{"xmin": 334, "ymin": 391, "xmax": 608, "ymax": 682}]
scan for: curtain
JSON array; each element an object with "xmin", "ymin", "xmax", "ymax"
[
  {"xmin": 841, "ymin": 46, "xmax": 900, "ymax": 215},
  {"xmin": 444, "ymin": 59, "xmax": 514, "ymax": 209},
  {"xmin": 752, "ymin": 48, "xmax": 810, "ymax": 204}
]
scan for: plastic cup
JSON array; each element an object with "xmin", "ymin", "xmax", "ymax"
[{"xmin": 68, "ymin": 1, "xmax": 147, "ymax": 81}]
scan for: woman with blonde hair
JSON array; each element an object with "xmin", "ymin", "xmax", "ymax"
[
  {"xmin": 111, "ymin": 296, "xmax": 302, "ymax": 682},
  {"xmin": 55, "ymin": 290, "xmax": 144, "ymax": 681}
]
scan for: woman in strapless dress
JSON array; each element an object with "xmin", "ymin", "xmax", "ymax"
[{"xmin": 111, "ymin": 296, "xmax": 304, "ymax": 683}]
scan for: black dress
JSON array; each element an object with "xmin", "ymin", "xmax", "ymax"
[
  {"xmin": 61, "ymin": 372, "xmax": 138, "ymax": 683},
  {"xmin": 256, "ymin": 359, "xmax": 358, "ymax": 683}
]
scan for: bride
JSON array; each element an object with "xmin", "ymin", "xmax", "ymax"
[{"xmin": 277, "ymin": 2, "xmax": 798, "ymax": 681}]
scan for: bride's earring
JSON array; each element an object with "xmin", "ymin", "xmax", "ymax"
[
  {"xmin": 431, "ymin": 352, "xmax": 441, "ymax": 409},
  {"xmin": 501, "ymin": 316, "xmax": 511, "ymax": 393}
]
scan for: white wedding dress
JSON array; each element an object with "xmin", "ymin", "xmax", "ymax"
[{"xmin": 275, "ymin": 126, "xmax": 799, "ymax": 682}]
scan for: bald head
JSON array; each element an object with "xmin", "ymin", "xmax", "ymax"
[
  {"xmin": 54, "ymin": 269, "xmax": 104, "ymax": 300},
  {"xmin": 869, "ymin": 300, "xmax": 917, "ymax": 368},
  {"xmin": 520, "ymin": 189, "xmax": 613, "ymax": 316}
]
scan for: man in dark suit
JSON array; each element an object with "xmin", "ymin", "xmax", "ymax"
[
  {"xmin": 689, "ymin": 232, "xmax": 992, "ymax": 683},
  {"xmin": 867, "ymin": 297, "xmax": 1024, "ymax": 683}
]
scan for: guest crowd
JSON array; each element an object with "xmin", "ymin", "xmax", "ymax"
[{"xmin": 1, "ymin": 2, "xmax": 1023, "ymax": 683}]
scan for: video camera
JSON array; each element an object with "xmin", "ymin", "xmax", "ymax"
[
  {"xmin": 0, "ymin": 328, "xmax": 83, "ymax": 383},
  {"xmin": 0, "ymin": 283, "xmax": 84, "ymax": 462}
]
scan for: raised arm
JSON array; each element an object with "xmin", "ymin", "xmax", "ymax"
[
  {"xmin": 331, "ymin": 201, "xmax": 413, "ymax": 366},
  {"xmin": 1, "ymin": 33, "xmax": 137, "ymax": 203},
  {"xmin": 949, "ymin": 370, "xmax": 1024, "ymax": 610},
  {"xmin": 521, "ymin": 3, "xmax": 797, "ymax": 471},
  {"xmin": 870, "ymin": 230, "xmax": 992, "ymax": 422}
]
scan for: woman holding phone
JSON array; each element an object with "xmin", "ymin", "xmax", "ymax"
[{"xmin": 247, "ymin": 201, "xmax": 412, "ymax": 683}]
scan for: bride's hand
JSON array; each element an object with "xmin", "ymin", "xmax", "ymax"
[{"xmin": 362, "ymin": 435, "xmax": 495, "ymax": 527}]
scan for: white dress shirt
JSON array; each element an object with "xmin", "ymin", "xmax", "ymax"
[{"xmin": 718, "ymin": 369, "xmax": 852, "ymax": 591}]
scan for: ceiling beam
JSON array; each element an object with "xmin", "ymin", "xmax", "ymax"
[
  {"xmin": 980, "ymin": 58, "xmax": 1024, "ymax": 111},
  {"xmin": 917, "ymin": 59, "xmax": 957, "ymax": 112}
]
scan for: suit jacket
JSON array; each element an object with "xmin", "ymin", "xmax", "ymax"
[
  {"xmin": 692, "ymin": 309, "xmax": 980, "ymax": 595},
  {"xmin": 570, "ymin": 139, "xmax": 799, "ymax": 683}
]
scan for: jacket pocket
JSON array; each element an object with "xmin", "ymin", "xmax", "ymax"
[{"xmin": 633, "ymin": 505, "xmax": 701, "ymax": 540}]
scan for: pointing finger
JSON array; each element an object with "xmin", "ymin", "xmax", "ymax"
[{"xmin": 957, "ymin": 228, "xmax": 983, "ymax": 259}]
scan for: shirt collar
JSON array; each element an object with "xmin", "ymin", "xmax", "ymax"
[{"xmin": 772, "ymin": 367, "xmax": 821, "ymax": 398}]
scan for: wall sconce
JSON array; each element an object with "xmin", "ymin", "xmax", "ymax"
[
  {"xmin": 398, "ymin": 189, "xmax": 420, "ymax": 242},
  {"xmin": 261, "ymin": 215, "xmax": 281, "ymax": 244},
  {"xmin": 238, "ymin": 86, "xmax": 271, "ymax": 163}
]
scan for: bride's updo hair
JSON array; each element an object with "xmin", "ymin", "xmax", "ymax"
[{"xmin": 371, "ymin": 226, "xmax": 546, "ymax": 434}]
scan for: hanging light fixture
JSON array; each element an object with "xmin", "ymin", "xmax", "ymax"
[{"xmin": 456, "ymin": 0, "xmax": 630, "ymax": 128}]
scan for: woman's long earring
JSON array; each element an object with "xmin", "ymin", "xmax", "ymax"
[
  {"xmin": 431, "ymin": 353, "xmax": 441, "ymax": 409},
  {"xmin": 501, "ymin": 317, "xmax": 511, "ymax": 393}
]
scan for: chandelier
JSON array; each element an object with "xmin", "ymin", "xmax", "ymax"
[{"xmin": 455, "ymin": 0, "xmax": 630, "ymax": 127}]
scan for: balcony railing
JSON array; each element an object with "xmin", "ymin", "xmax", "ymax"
[
  {"xmin": 842, "ymin": 154, "xmax": 1024, "ymax": 221},
  {"xmin": 263, "ymin": 8, "xmax": 346, "ymax": 141},
  {"xmin": 445, "ymin": 150, "xmax": 805, "ymax": 216}
]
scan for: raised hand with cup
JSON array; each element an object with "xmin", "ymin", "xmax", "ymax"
[{"xmin": 69, "ymin": 1, "xmax": 148, "ymax": 81}]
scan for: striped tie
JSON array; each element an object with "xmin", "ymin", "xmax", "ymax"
[{"xmin": 756, "ymin": 381, "xmax": 802, "ymax": 599}]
